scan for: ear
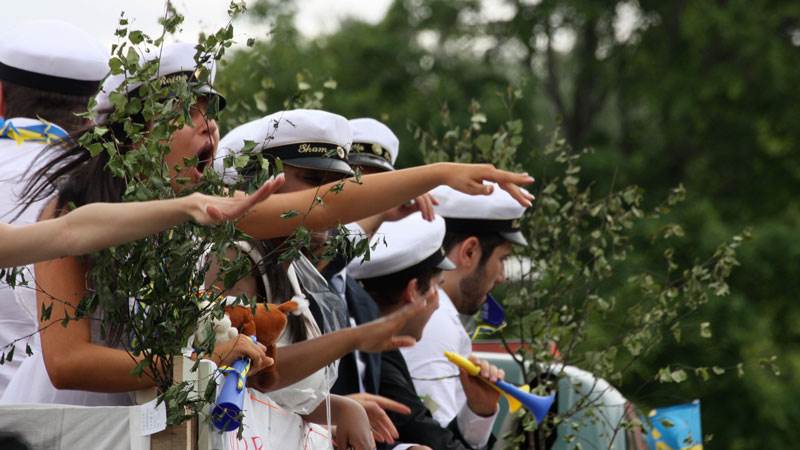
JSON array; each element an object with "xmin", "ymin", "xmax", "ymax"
[
  {"xmin": 456, "ymin": 236, "xmax": 482, "ymax": 270},
  {"xmin": 0, "ymin": 81, "xmax": 5, "ymax": 117},
  {"xmin": 400, "ymin": 278, "xmax": 421, "ymax": 305}
]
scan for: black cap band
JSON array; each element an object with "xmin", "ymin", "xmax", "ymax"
[
  {"xmin": 444, "ymin": 217, "xmax": 521, "ymax": 235},
  {"xmin": 0, "ymin": 62, "xmax": 102, "ymax": 96},
  {"xmin": 351, "ymin": 142, "xmax": 392, "ymax": 164},
  {"xmin": 261, "ymin": 142, "xmax": 349, "ymax": 163}
]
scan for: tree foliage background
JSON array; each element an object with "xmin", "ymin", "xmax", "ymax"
[{"xmin": 213, "ymin": 1, "xmax": 800, "ymax": 448}]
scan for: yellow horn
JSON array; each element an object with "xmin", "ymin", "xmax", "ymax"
[{"xmin": 444, "ymin": 351, "xmax": 528, "ymax": 413}]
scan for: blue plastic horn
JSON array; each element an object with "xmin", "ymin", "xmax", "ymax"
[
  {"xmin": 495, "ymin": 379, "xmax": 556, "ymax": 425},
  {"xmin": 445, "ymin": 351, "xmax": 555, "ymax": 425},
  {"xmin": 211, "ymin": 336, "xmax": 255, "ymax": 431}
]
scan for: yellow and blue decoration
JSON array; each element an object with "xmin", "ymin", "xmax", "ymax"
[
  {"xmin": 470, "ymin": 294, "xmax": 507, "ymax": 340},
  {"xmin": 211, "ymin": 336, "xmax": 256, "ymax": 431},
  {"xmin": 0, "ymin": 117, "xmax": 68, "ymax": 144},
  {"xmin": 646, "ymin": 400, "xmax": 703, "ymax": 450}
]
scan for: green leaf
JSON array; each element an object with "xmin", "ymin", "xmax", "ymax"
[
  {"xmin": 129, "ymin": 30, "xmax": 145, "ymax": 44},
  {"xmin": 40, "ymin": 302, "xmax": 53, "ymax": 321},
  {"xmin": 475, "ymin": 134, "xmax": 493, "ymax": 153}
]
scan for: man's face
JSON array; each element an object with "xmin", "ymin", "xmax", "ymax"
[{"xmin": 457, "ymin": 241, "xmax": 512, "ymax": 315}]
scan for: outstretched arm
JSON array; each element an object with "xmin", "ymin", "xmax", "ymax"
[
  {"xmin": 265, "ymin": 302, "xmax": 424, "ymax": 391},
  {"xmin": 237, "ymin": 162, "xmax": 534, "ymax": 239},
  {"xmin": 0, "ymin": 176, "xmax": 284, "ymax": 268}
]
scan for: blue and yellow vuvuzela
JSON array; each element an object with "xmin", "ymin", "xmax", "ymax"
[{"xmin": 444, "ymin": 351, "xmax": 556, "ymax": 425}]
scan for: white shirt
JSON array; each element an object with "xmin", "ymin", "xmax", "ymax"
[
  {"xmin": 0, "ymin": 118, "xmax": 59, "ymax": 396},
  {"xmin": 401, "ymin": 287, "xmax": 472, "ymax": 426}
]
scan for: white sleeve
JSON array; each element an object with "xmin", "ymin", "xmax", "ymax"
[
  {"xmin": 391, "ymin": 444, "xmax": 417, "ymax": 450},
  {"xmin": 456, "ymin": 403, "xmax": 498, "ymax": 449},
  {"xmin": 343, "ymin": 222, "xmax": 367, "ymax": 244}
]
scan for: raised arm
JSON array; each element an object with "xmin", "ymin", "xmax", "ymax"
[
  {"xmin": 237, "ymin": 162, "xmax": 534, "ymax": 239},
  {"xmin": 266, "ymin": 302, "xmax": 424, "ymax": 391},
  {"xmin": 0, "ymin": 176, "xmax": 284, "ymax": 268}
]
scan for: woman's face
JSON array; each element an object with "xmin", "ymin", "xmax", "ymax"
[{"xmin": 164, "ymin": 97, "xmax": 219, "ymax": 189}]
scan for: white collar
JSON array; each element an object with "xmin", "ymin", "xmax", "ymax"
[{"xmin": 437, "ymin": 287, "xmax": 459, "ymax": 316}]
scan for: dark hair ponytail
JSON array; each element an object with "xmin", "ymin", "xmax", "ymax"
[{"xmin": 17, "ymin": 111, "xmax": 139, "ymax": 219}]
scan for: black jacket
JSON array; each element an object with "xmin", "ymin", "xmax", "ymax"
[
  {"xmin": 379, "ymin": 350, "xmax": 485, "ymax": 450},
  {"xmin": 331, "ymin": 275, "xmax": 382, "ymax": 395}
]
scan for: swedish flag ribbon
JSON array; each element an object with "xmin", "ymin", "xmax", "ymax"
[{"xmin": 0, "ymin": 117, "xmax": 68, "ymax": 144}]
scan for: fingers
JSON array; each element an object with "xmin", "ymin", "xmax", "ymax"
[
  {"xmin": 368, "ymin": 394, "xmax": 412, "ymax": 415},
  {"xmin": 218, "ymin": 173, "xmax": 286, "ymax": 221},
  {"xmin": 489, "ymin": 168, "xmax": 535, "ymax": 187},
  {"xmin": 205, "ymin": 204, "xmax": 225, "ymax": 223},
  {"xmin": 364, "ymin": 402, "xmax": 395, "ymax": 443},
  {"xmin": 247, "ymin": 174, "xmax": 285, "ymax": 208},
  {"xmin": 499, "ymin": 181, "xmax": 535, "ymax": 208},
  {"xmin": 387, "ymin": 335, "xmax": 417, "ymax": 349},
  {"xmin": 374, "ymin": 407, "xmax": 399, "ymax": 442},
  {"xmin": 467, "ymin": 354, "xmax": 504, "ymax": 382},
  {"xmin": 416, "ymin": 194, "xmax": 435, "ymax": 221}
]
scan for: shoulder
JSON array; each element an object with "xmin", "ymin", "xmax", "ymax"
[{"xmin": 38, "ymin": 197, "xmax": 60, "ymax": 221}]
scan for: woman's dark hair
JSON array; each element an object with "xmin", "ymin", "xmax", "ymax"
[
  {"xmin": 250, "ymin": 240, "xmax": 307, "ymax": 342},
  {"xmin": 443, "ymin": 231, "xmax": 507, "ymax": 267},
  {"xmin": 17, "ymin": 72, "xmax": 203, "ymax": 220},
  {"xmin": 16, "ymin": 111, "xmax": 140, "ymax": 221},
  {"xmin": 360, "ymin": 263, "xmax": 442, "ymax": 308},
  {"xmin": 1, "ymin": 80, "xmax": 93, "ymax": 133}
]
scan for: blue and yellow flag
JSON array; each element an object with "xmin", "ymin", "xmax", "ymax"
[
  {"xmin": 646, "ymin": 400, "xmax": 703, "ymax": 450},
  {"xmin": 0, "ymin": 117, "xmax": 68, "ymax": 144}
]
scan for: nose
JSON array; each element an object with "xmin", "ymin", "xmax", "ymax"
[
  {"xmin": 201, "ymin": 118, "xmax": 218, "ymax": 137},
  {"xmin": 496, "ymin": 262, "xmax": 507, "ymax": 284}
]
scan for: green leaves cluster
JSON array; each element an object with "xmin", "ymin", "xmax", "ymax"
[
  {"xmin": 416, "ymin": 99, "xmax": 747, "ymax": 448},
  {"xmin": 56, "ymin": 3, "xmax": 264, "ymax": 424}
]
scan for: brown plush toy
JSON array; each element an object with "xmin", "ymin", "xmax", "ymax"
[
  {"xmin": 225, "ymin": 306, "xmax": 256, "ymax": 337},
  {"xmin": 225, "ymin": 300, "xmax": 301, "ymax": 391}
]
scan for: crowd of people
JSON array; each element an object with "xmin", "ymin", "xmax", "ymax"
[{"xmin": 0, "ymin": 19, "xmax": 535, "ymax": 450}]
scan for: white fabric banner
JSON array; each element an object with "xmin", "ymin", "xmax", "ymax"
[{"xmin": 221, "ymin": 389, "xmax": 331, "ymax": 450}]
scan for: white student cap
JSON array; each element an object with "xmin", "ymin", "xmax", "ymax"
[
  {"xmin": 216, "ymin": 109, "xmax": 354, "ymax": 179},
  {"xmin": 93, "ymin": 42, "xmax": 226, "ymax": 120},
  {"xmin": 348, "ymin": 118, "xmax": 399, "ymax": 172},
  {"xmin": 432, "ymin": 182, "xmax": 530, "ymax": 246},
  {"xmin": 349, "ymin": 212, "xmax": 455, "ymax": 281},
  {"xmin": 0, "ymin": 20, "xmax": 108, "ymax": 96}
]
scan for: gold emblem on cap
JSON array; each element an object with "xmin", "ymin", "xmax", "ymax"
[
  {"xmin": 371, "ymin": 144, "xmax": 383, "ymax": 156},
  {"xmin": 352, "ymin": 143, "xmax": 366, "ymax": 153},
  {"xmin": 336, "ymin": 146, "xmax": 346, "ymax": 159},
  {"xmin": 511, "ymin": 219, "xmax": 521, "ymax": 229}
]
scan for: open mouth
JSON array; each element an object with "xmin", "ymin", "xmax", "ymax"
[{"xmin": 196, "ymin": 143, "xmax": 214, "ymax": 173}]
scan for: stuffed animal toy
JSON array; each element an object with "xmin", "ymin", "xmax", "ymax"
[
  {"xmin": 226, "ymin": 296, "xmax": 309, "ymax": 391},
  {"xmin": 194, "ymin": 300, "xmax": 239, "ymax": 345}
]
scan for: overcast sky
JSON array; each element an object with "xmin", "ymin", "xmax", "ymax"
[{"xmin": 0, "ymin": 0, "xmax": 392, "ymax": 47}]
